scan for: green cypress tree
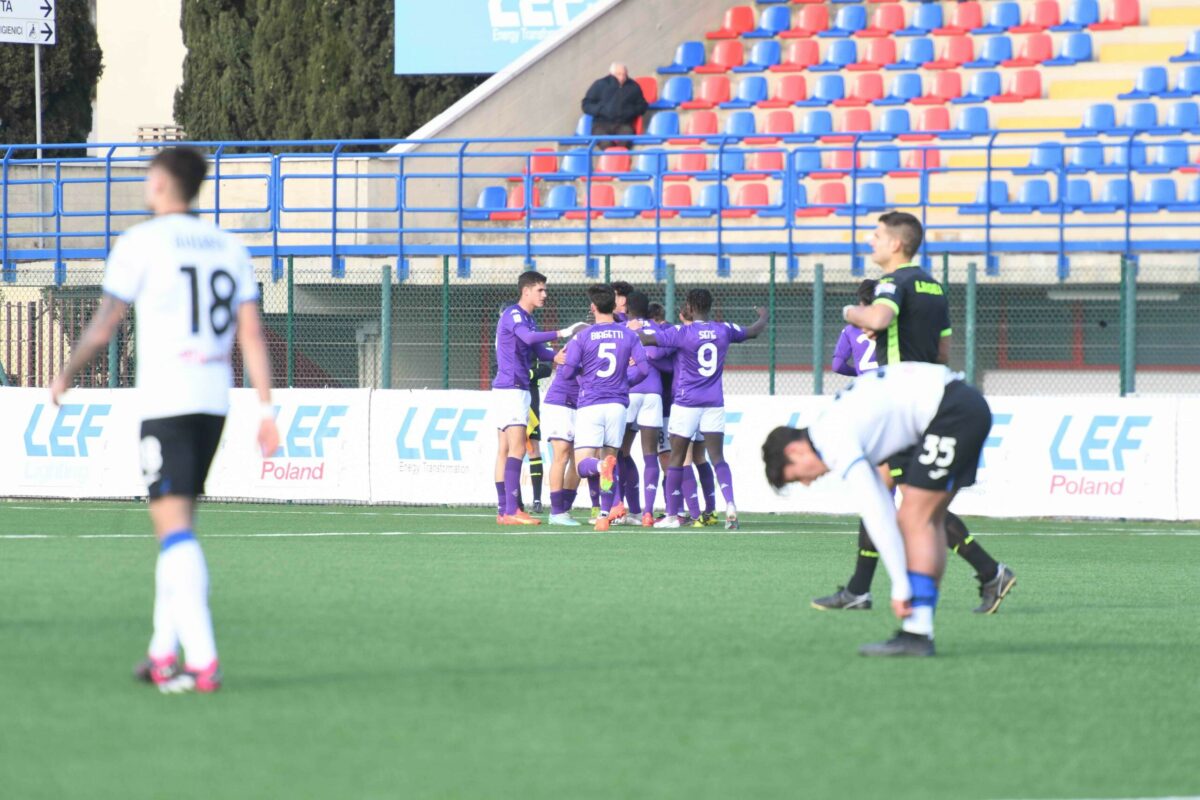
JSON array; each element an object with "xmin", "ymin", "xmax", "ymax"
[
  {"xmin": 175, "ymin": 0, "xmax": 260, "ymax": 141},
  {"xmin": 0, "ymin": 2, "xmax": 102, "ymax": 150}
]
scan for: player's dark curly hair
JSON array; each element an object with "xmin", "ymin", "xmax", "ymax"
[
  {"xmin": 647, "ymin": 302, "xmax": 666, "ymax": 323},
  {"xmin": 857, "ymin": 279, "xmax": 878, "ymax": 306},
  {"xmin": 611, "ymin": 281, "xmax": 634, "ymax": 299},
  {"xmin": 625, "ymin": 290, "xmax": 650, "ymax": 319},
  {"xmin": 150, "ymin": 147, "xmax": 208, "ymax": 203},
  {"xmin": 587, "ymin": 283, "xmax": 616, "ymax": 314},
  {"xmin": 762, "ymin": 426, "xmax": 810, "ymax": 490},
  {"xmin": 687, "ymin": 288, "xmax": 713, "ymax": 316}
]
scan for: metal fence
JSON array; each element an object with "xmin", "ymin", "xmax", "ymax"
[{"xmin": 3, "ymin": 254, "xmax": 1196, "ymax": 395}]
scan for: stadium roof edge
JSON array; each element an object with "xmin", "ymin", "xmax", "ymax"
[{"xmin": 390, "ymin": 0, "xmax": 625, "ymax": 155}]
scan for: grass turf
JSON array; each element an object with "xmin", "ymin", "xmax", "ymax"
[{"xmin": 1, "ymin": 501, "xmax": 1198, "ymax": 800}]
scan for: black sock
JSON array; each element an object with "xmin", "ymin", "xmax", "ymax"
[
  {"xmin": 946, "ymin": 512, "xmax": 999, "ymax": 582},
  {"xmin": 529, "ymin": 456, "xmax": 543, "ymax": 503},
  {"xmin": 846, "ymin": 520, "xmax": 879, "ymax": 596}
]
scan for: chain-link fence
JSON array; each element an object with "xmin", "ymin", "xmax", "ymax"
[{"xmin": 3, "ymin": 255, "xmax": 1197, "ymax": 395}]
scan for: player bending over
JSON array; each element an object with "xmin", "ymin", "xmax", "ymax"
[
  {"xmin": 639, "ymin": 289, "xmax": 766, "ymax": 530},
  {"xmin": 555, "ymin": 284, "xmax": 648, "ymax": 532},
  {"xmin": 492, "ymin": 270, "xmax": 584, "ymax": 526},
  {"xmin": 50, "ymin": 147, "xmax": 280, "ymax": 693},
  {"xmin": 762, "ymin": 362, "xmax": 993, "ymax": 657}
]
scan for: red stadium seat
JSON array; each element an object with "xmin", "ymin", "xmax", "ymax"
[
  {"xmin": 670, "ymin": 110, "xmax": 719, "ymax": 144},
  {"xmin": 665, "ymin": 150, "xmax": 710, "ymax": 182},
  {"xmin": 1012, "ymin": 0, "xmax": 1061, "ymax": 32},
  {"xmin": 781, "ymin": 5, "xmax": 829, "ymax": 38},
  {"xmin": 681, "ymin": 75, "xmax": 731, "ymax": 109},
  {"xmin": 593, "ymin": 147, "xmax": 631, "ymax": 181},
  {"xmin": 903, "ymin": 146, "xmax": 943, "ymax": 171},
  {"xmin": 707, "ymin": 5, "xmax": 756, "ymax": 39},
  {"xmin": 822, "ymin": 107, "xmax": 873, "ymax": 142},
  {"xmin": 934, "ymin": 1, "xmax": 983, "ymax": 35},
  {"xmin": 743, "ymin": 150, "xmax": 785, "ymax": 179},
  {"xmin": 660, "ymin": 183, "xmax": 692, "ymax": 218},
  {"xmin": 926, "ymin": 35, "xmax": 973, "ymax": 69},
  {"xmin": 746, "ymin": 110, "xmax": 796, "ymax": 144},
  {"xmin": 759, "ymin": 74, "xmax": 807, "ymax": 107},
  {"xmin": 489, "ymin": 185, "xmax": 534, "ymax": 221},
  {"xmin": 1003, "ymin": 33, "xmax": 1053, "ymax": 67},
  {"xmin": 770, "ymin": 40, "xmax": 820, "ymax": 72},
  {"xmin": 849, "ymin": 38, "xmax": 897, "ymax": 71},
  {"xmin": 906, "ymin": 106, "xmax": 951, "ymax": 140},
  {"xmin": 834, "ymin": 73, "xmax": 884, "ymax": 107},
  {"xmin": 912, "ymin": 71, "xmax": 963, "ymax": 105},
  {"xmin": 1090, "ymin": 0, "xmax": 1139, "ymax": 31},
  {"xmin": 858, "ymin": 4, "xmax": 905, "ymax": 38},
  {"xmin": 511, "ymin": 147, "xmax": 558, "ymax": 182},
  {"xmin": 564, "ymin": 183, "xmax": 615, "ymax": 219},
  {"xmin": 815, "ymin": 180, "xmax": 848, "ymax": 206},
  {"xmin": 726, "ymin": 182, "xmax": 769, "ymax": 217},
  {"xmin": 994, "ymin": 69, "xmax": 1043, "ymax": 102},
  {"xmin": 635, "ymin": 76, "xmax": 659, "ymax": 106},
  {"xmin": 695, "ymin": 41, "xmax": 744, "ymax": 73}
]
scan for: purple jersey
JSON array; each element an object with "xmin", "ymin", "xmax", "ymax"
[
  {"xmin": 492, "ymin": 304, "xmax": 557, "ymax": 390},
  {"xmin": 832, "ymin": 324, "xmax": 879, "ymax": 377},
  {"xmin": 654, "ymin": 320, "xmax": 747, "ymax": 408},
  {"xmin": 543, "ymin": 368, "xmax": 579, "ymax": 409},
  {"xmin": 628, "ymin": 321, "xmax": 669, "ymax": 396},
  {"xmin": 559, "ymin": 322, "xmax": 648, "ymax": 408}
]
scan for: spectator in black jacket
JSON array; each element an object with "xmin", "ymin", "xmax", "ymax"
[{"xmin": 581, "ymin": 63, "xmax": 648, "ymax": 150}]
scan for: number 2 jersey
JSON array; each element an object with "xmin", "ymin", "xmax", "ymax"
[
  {"xmin": 654, "ymin": 320, "xmax": 747, "ymax": 408},
  {"xmin": 101, "ymin": 213, "xmax": 259, "ymax": 420}
]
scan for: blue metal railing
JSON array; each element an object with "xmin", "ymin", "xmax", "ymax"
[{"xmin": 1, "ymin": 130, "xmax": 1198, "ymax": 281}]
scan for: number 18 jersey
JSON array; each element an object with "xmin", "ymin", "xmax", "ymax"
[
  {"xmin": 101, "ymin": 213, "xmax": 259, "ymax": 420},
  {"xmin": 655, "ymin": 321, "xmax": 747, "ymax": 409}
]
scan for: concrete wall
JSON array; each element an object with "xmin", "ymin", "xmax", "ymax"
[{"xmin": 92, "ymin": 0, "xmax": 185, "ymax": 145}]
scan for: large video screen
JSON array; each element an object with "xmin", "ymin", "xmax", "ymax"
[{"xmin": 394, "ymin": 0, "xmax": 604, "ymax": 74}]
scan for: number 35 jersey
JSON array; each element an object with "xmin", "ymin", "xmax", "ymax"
[
  {"xmin": 655, "ymin": 321, "xmax": 747, "ymax": 409},
  {"xmin": 102, "ymin": 213, "xmax": 259, "ymax": 420}
]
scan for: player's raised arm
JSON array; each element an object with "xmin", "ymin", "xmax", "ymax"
[
  {"xmin": 50, "ymin": 293, "xmax": 130, "ymax": 406},
  {"xmin": 740, "ymin": 306, "xmax": 769, "ymax": 340},
  {"xmin": 236, "ymin": 301, "xmax": 280, "ymax": 457},
  {"xmin": 556, "ymin": 337, "xmax": 583, "ymax": 380}
]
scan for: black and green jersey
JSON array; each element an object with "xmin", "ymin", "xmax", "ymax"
[{"xmin": 871, "ymin": 264, "xmax": 952, "ymax": 365}]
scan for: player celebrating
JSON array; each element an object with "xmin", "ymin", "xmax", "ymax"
[
  {"xmin": 542, "ymin": 360, "xmax": 583, "ymax": 526},
  {"xmin": 492, "ymin": 271, "xmax": 583, "ymax": 526},
  {"xmin": 618, "ymin": 290, "xmax": 671, "ymax": 526},
  {"xmin": 831, "ymin": 279, "xmax": 879, "ymax": 377},
  {"xmin": 762, "ymin": 362, "xmax": 994, "ymax": 657},
  {"xmin": 640, "ymin": 289, "xmax": 766, "ymax": 530},
  {"xmin": 49, "ymin": 147, "xmax": 279, "ymax": 693},
  {"xmin": 555, "ymin": 284, "xmax": 648, "ymax": 532}
]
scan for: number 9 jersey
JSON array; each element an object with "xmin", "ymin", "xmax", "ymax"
[
  {"xmin": 654, "ymin": 320, "xmax": 748, "ymax": 409},
  {"xmin": 101, "ymin": 214, "xmax": 259, "ymax": 420}
]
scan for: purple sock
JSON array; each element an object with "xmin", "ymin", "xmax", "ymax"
[
  {"xmin": 665, "ymin": 466, "xmax": 684, "ymax": 517},
  {"xmin": 587, "ymin": 475, "xmax": 600, "ymax": 508},
  {"xmin": 495, "ymin": 481, "xmax": 506, "ymax": 516},
  {"xmin": 504, "ymin": 457, "xmax": 523, "ymax": 516},
  {"xmin": 577, "ymin": 457, "xmax": 600, "ymax": 477},
  {"xmin": 621, "ymin": 455, "xmax": 641, "ymax": 514},
  {"xmin": 600, "ymin": 484, "xmax": 614, "ymax": 514},
  {"xmin": 714, "ymin": 461, "xmax": 735, "ymax": 506},
  {"xmin": 642, "ymin": 455, "xmax": 661, "ymax": 514},
  {"xmin": 564, "ymin": 488, "xmax": 578, "ymax": 510},
  {"xmin": 695, "ymin": 462, "xmax": 716, "ymax": 514},
  {"xmin": 681, "ymin": 467, "xmax": 700, "ymax": 518},
  {"xmin": 549, "ymin": 490, "xmax": 564, "ymax": 515},
  {"xmin": 611, "ymin": 459, "xmax": 621, "ymax": 502}
]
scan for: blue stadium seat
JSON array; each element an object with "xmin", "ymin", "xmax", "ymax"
[
  {"xmin": 975, "ymin": 2, "xmax": 1021, "ymax": 34},
  {"xmin": 1101, "ymin": 177, "xmax": 1133, "ymax": 208},
  {"xmin": 463, "ymin": 186, "xmax": 508, "ymax": 220},
  {"xmin": 555, "ymin": 148, "xmax": 591, "ymax": 180},
  {"xmin": 888, "ymin": 37, "xmax": 934, "ymax": 70},
  {"xmin": 879, "ymin": 108, "xmax": 912, "ymax": 136},
  {"xmin": 605, "ymin": 185, "xmax": 656, "ymax": 219},
  {"xmin": 1171, "ymin": 30, "xmax": 1200, "ymax": 63},
  {"xmin": 634, "ymin": 152, "xmax": 666, "ymax": 178},
  {"xmin": 680, "ymin": 184, "xmax": 729, "ymax": 218},
  {"xmin": 1001, "ymin": 179, "xmax": 1057, "ymax": 213},
  {"xmin": 745, "ymin": 5, "xmax": 791, "ymax": 38},
  {"xmin": 717, "ymin": 150, "xmax": 746, "ymax": 177},
  {"xmin": 1111, "ymin": 140, "xmax": 1148, "ymax": 172},
  {"xmin": 875, "ymin": 73, "xmax": 922, "ymax": 106},
  {"xmin": 863, "ymin": 146, "xmax": 901, "ymax": 176},
  {"xmin": 1121, "ymin": 102, "xmax": 1159, "ymax": 131},
  {"xmin": 1171, "ymin": 65, "xmax": 1200, "ymax": 97},
  {"xmin": 722, "ymin": 76, "xmax": 769, "ymax": 108},
  {"xmin": 533, "ymin": 185, "xmax": 578, "ymax": 220},
  {"xmin": 821, "ymin": 4, "xmax": 867, "ymax": 37},
  {"xmin": 576, "ymin": 114, "xmax": 593, "ymax": 136},
  {"xmin": 897, "ymin": 3, "xmax": 942, "ymax": 36},
  {"xmin": 793, "ymin": 149, "xmax": 824, "ymax": 176},
  {"xmin": 810, "ymin": 39, "xmax": 858, "ymax": 72},
  {"xmin": 1068, "ymin": 142, "xmax": 1107, "ymax": 172},
  {"xmin": 1065, "ymin": 178, "xmax": 1118, "ymax": 213},
  {"xmin": 849, "ymin": 181, "xmax": 888, "ymax": 214},
  {"xmin": 1014, "ymin": 142, "xmax": 1064, "ymax": 174},
  {"xmin": 1142, "ymin": 178, "xmax": 1179, "ymax": 211},
  {"xmin": 1045, "ymin": 32, "xmax": 1093, "ymax": 67},
  {"xmin": 1119, "ymin": 67, "xmax": 1170, "ymax": 100},
  {"xmin": 954, "ymin": 71, "xmax": 1002, "ymax": 104},
  {"xmin": 960, "ymin": 179, "xmax": 1010, "ymax": 213},
  {"xmin": 646, "ymin": 111, "xmax": 680, "ymax": 142},
  {"xmin": 1145, "ymin": 140, "xmax": 1191, "ymax": 173},
  {"xmin": 734, "ymin": 40, "xmax": 782, "ymax": 74},
  {"xmin": 1186, "ymin": 177, "xmax": 1200, "ymax": 207},
  {"xmin": 1166, "ymin": 101, "xmax": 1200, "ymax": 132},
  {"xmin": 797, "ymin": 74, "xmax": 845, "ymax": 107},
  {"xmin": 724, "ymin": 111, "xmax": 757, "ymax": 138},
  {"xmin": 652, "ymin": 77, "xmax": 693, "ymax": 109},
  {"xmin": 1070, "ymin": 103, "xmax": 1117, "ymax": 136},
  {"xmin": 947, "ymin": 107, "xmax": 990, "ymax": 138},
  {"xmin": 800, "ymin": 110, "xmax": 834, "ymax": 138},
  {"xmin": 964, "ymin": 35, "xmax": 1013, "ymax": 68},
  {"xmin": 658, "ymin": 41, "xmax": 706, "ymax": 74},
  {"xmin": 1052, "ymin": 0, "xmax": 1100, "ymax": 31}
]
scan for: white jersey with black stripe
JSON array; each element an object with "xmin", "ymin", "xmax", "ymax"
[{"xmin": 101, "ymin": 214, "xmax": 258, "ymax": 420}]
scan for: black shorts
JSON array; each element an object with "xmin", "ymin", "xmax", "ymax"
[
  {"xmin": 139, "ymin": 414, "xmax": 226, "ymax": 499},
  {"xmin": 893, "ymin": 380, "xmax": 991, "ymax": 492}
]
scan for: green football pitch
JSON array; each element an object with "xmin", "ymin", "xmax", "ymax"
[{"xmin": 2, "ymin": 501, "xmax": 1197, "ymax": 800}]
